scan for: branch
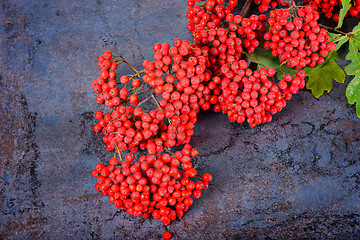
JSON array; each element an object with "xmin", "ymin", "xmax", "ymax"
[
  {"xmin": 319, "ymin": 24, "xmax": 347, "ymax": 35},
  {"xmin": 240, "ymin": 0, "xmax": 253, "ymax": 17},
  {"xmin": 136, "ymin": 94, "xmax": 153, "ymax": 108},
  {"xmin": 151, "ymin": 94, "xmax": 163, "ymax": 111}
]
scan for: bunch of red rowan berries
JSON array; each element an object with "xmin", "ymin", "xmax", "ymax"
[
  {"xmin": 90, "ymin": 0, "xmax": 340, "ymax": 238},
  {"xmin": 264, "ymin": 6, "xmax": 335, "ymax": 69}
]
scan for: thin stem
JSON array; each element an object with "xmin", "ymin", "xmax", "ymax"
[
  {"xmin": 151, "ymin": 94, "xmax": 163, "ymax": 111},
  {"xmin": 165, "ymin": 147, "xmax": 175, "ymax": 157},
  {"xmin": 245, "ymin": 55, "xmax": 268, "ymax": 68},
  {"xmin": 136, "ymin": 94, "xmax": 153, "ymax": 108},
  {"xmin": 115, "ymin": 145, "xmax": 123, "ymax": 162},
  {"xmin": 120, "ymin": 56, "xmax": 141, "ymax": 74},
  {"xmin": 109, "ymin": 117, "xmax": 120, "ymax": 124},
  {"xmin": 319, "ymin": 24, "xmax": 347, "ymax": 35},
  {"xmin": 114, "ymin": 55, "xmax": 143, "ymax": 75},
  {"xmin": 283, "ymin": 0, "xmax": 296, "ymax": 7},
  {"xmin": 137, "ymin": 87, "xmax": 153, "ymax": 96},
  {"xmin": 115, "ymin": 59, "xmax": 125, "ymax": 64},
  {"xmin": 128, "ymin": 70, "xmax": 144, "ymax": 78},
  {"xmin": 128, "ymin": 87, "xmax": 136, "ymax": 92},
  {"xmin": 134, "ymin": 84, "xmax": 144, "ymax": 95},
  {"xmin": 275, "ymin": 61, "xmax": 287, "ymax": 74},
  {"xmin": 106, "ymin": 106, "xmax": 116, "ymax": 115},
  {"xmin": 152, "ymin": 94, "xmax": 171, "ymax": 124},
  {"xmin": 240, "ymin": 0, "xmax": 253, "ymax": 17},
  {"xmin": 246, "ymin": 53, "xmax": 286, "ymax": 74}
]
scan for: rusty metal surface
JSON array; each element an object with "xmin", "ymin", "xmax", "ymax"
[{"xmin": 1, "ymin": 0, "xmax": 360, "ymax": 239}]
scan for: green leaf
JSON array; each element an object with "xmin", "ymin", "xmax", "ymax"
[
  {"xmin": 352, "ymin": 21, "xmax": 360, "ymax": 37},
  {"xmin": 249, "ymin": 41, "xmax": 347, "ymax": 98},
  {"xmin": 345, "ymin": 22, "xmax": 360, "ymax": 76},
  {"xmin": 247, "ymin": 46, "xmax": 279, "ymax": 67},
  {"xmin": 336, "ymin": 0, "xmax": 351, "ymax": 29},
  {"xmin": 345, "ymin": 22, "xmax": 360, "ymax": 117},
  {"xmin": 305, "ymin": 51, "xmax": 346, "ymax": 98},
  {"xmin": 328, "ymin": 32, "xmax": 349, "ymax": 51},
  {"xmin": 345, "ymin": 40, "xmax": 360, "ymax": 75},
  {"xmin": 247, "ymin": 47, "xmax": 297, "ymax": 79},
  {"xmin": 346, "ymin": 75, "xmax": 360, "ymax": 117}
]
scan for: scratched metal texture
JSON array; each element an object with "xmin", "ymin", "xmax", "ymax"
[{"xmin": 1, "ymin": 0, "xmax": 360, "ymax": 239}]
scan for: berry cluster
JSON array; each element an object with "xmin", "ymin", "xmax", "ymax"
[
  {"xmin": 93, "ymin": 40, "xmax": 213, "ymax": 155},
  {"xmin": 92, "ymin": 144, "xmax": 212, "ymax": 225},
  {"xmin": 193, "ymin": 13, "xmax": 268, "ymax": 66},
  {"xmin": 93, "ymin": 105, "xmax": 166, "ymax": 153},
  {"xmin": 92, "ymin": 50, "xmax": 120, "ymax": 108},
  {"xmin": 303, "ymin": 0, "xmax": 340, "ymax": 21},
  {"xmin": 142, "ymin": 40, "xmax": 212, "ymax": 112},
  {"xmin": 141, "ymin": 40, "xmax": 211, "ymax": 149},
  {"xmin": 186, "ymin": 0, "xmax": 238, "ymax": 34},
  {"xmin": 264, "ymin": 7, "xmax": 335, "ymax": 69},
  {"xmin": 214, "ymin": 67, "xmax": 306, "ymax": 127},
  {"xmin": 92, "ymin": 41, "xmax": 215, "ymax": 227},
  {"xmin": 345, "ymin": 0, "xmax": 360, "ymax": 18},
  {"xmin": 185, "ymin": 4, "xmax": 309, "ymax": 125},
  {"xmin": 94, "ymin": 53, "xmax": 164, "ymax": 154},
  {"xmin": 254, "ymin": 0, "xmax": 289, "ymax": 13},
  {"xmin": 304, "ymin": 0, "xmax": 360, "ymax": 22},
  {"xmin": 225, "ymin": 13, "xmax": 268, "ymax": 54}
]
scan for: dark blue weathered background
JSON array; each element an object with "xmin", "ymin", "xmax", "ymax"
[{"xmin": 1, "ymin": 0, "xmax": 359, "ymax": 239}]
